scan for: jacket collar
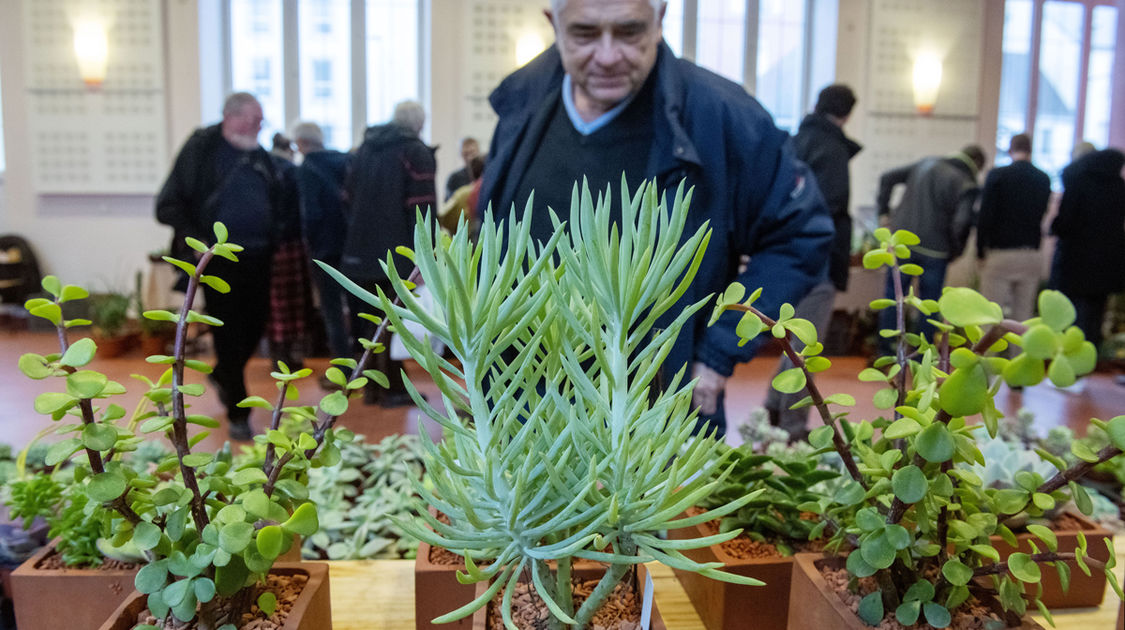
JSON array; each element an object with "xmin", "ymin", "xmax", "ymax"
[{"xmin": 799, "ymin": 113, "xmax": 863, "ymax": 158}]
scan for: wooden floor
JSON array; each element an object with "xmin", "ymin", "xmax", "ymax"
[{"xmin": 2, "ymin": 325, "xmax": 1125, "ymax": 454}]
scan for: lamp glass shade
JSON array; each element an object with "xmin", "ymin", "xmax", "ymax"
[
  {"xmin": 73, "ymin": 22, "xmax": 108, "ymax": 87},
  {"xmin": 515, "ymin": 32, "xmax": 545, "ymax": 68},
  {"xmin": 912, "ymin": 55, "xmax": 942, "ymax": 115}
]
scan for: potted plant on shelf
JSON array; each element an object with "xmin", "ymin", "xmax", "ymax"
[
  {"xmin": 322, "ymin": 180, "xmax": 763, "ymax": 629},
  {"xmin": 667, "ymin": 442, "xmax": 840, "ymax": 630},
  {"xmin": 88, "ymin": 287, "xmax": 134, "ymax": 358},
  {"xmin": 713, "ymin": 227, "xmax": 1125, "ymax": 629},
  {"xmin": 14, "ymin": 224, "xmax": 389, "ymax": 630}
]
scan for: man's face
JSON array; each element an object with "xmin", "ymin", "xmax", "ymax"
[
  {"xmin": 548, "ymin": 0, "xmax": 664, "ymax": 119},
  {"xmin": 224, "ymin": 102, "xmax": 264, "ymax": 150},
  {"xmin": 461, "ymin": 141, "xmax": 481, "ymax": 167}
]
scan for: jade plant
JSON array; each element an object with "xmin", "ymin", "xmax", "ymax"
[
  {"xmin": 324, "ymin": 180, "xmax": 761, "ymax": 629},
  {"xmin": 713, "ymin": 227, "xmax": 1125, "ymax": 627},
  {"xmin": 16, "ymin": 223, "xmax": 393, "ymax": 628}
]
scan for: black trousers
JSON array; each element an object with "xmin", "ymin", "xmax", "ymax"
[
  {"xmin": 203, "ymin": 252, "xmax": 272, "ymax": 421},
  {"xmin": 346, "ymin": 277, "xmax": 406, "ymax": 395}
]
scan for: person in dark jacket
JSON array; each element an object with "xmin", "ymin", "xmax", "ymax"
[
  {"xmin": 265, "ymin": 146, "xmax": 313, "ymax": 372},
  {"xmin": 155, "ymin": 92, "xmax": 282, "ymax": 440},
  {"xmin": 1049, "ymin": 146, "xmax": 1125, "ymax": 349},
  {"xmin": 876, "ymin": 145, "xmax": 985, "ymax": 352},
  {"xmin": 477, "ymin": 0, "xmax": 833, "ymax": 436},
  {"xmin": 765, "ymin": 83, "xmax": 861, "ymax": 439},
  {"xmin": 976, "ymin": 133, "xmax": 1051, "ymax": 324},
  {"xmin": 292, "ymin": 121, "xmax": 353, "ymax": 366},
  {"xmin": 444, "ymin": 137, "xmax": 481, "ymax": 201},
  {"xmin": 341, "ymin": 100, "xmax": 437, "ymax": 406}
]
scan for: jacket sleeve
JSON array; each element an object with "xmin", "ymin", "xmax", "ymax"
[
  {"xmin": 695, "ymin": 138, "xmax": 834, "ymax": 376},
  {"xmin": 877, "ymin": 164, "xmax": 914, "ymax": 217},
  {"xmin": 976, "ymin": 170, "xmax": 1000, "ymax": 258},
  {"xmin": 804, "ymin": 142, "xmax": 850, "ymax": 219},
  {"xmin": 155, "ymin": 132, "xmax": 205, "ymax": 238},
  {"xmin": 950, "ymin": 185, "xmax": 979, "ymax": 260}
]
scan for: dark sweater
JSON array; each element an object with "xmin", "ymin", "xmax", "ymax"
[
  {"xmin": 976, "ymin": 159, "xmax": 1051, "ymax": 258},
  {"xmin": 512, "ymin": 79, "xmax": 655, "ymax": 247}
]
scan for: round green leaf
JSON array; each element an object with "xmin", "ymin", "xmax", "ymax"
[
  {"xmin": 217, "ymin": 521, "xmax": 254, "ymax": 554},
  {"xmin": 66, "ymin": 370, "xmax": 109, "ymax": 399},
  {"xmin": 1021, "ymin": 325, "xmax": 1058, "ymax": 360},
  {"xmin": 837, "ymin": 480, "xmax": 866, "ymax": 506},
  {"xmin": 992, "ymin": 488, "xmax": 1029, "ymax": 515},
  {"xmin": 1008, "ymin": 552, "xmax": 1042, "ymax": 583},
  {"xmin": 258, "ymin": 591, "xmax": 278, "ymax": 617},
  {"xmin": 1026, "ymin": 524, "xmax": 1058, "ymax": 552},
  {"xmin": 133, "ymin": 521, "xmax": 163, "ymax": 551},
  {"xmin": 183, "ymin": 453, "xmax": 213, "ymax": 468},
  {"xmin": 938, "ymin": 363, "xmax": 989, "ymax": 418},
  {"xmin": 1069, "ymin": 481, "xmax": 1093, "ymax": 516},
  {"xmin": 135, "ymin": 562, "xmax": 168, "ymax": 594},
  {"xmin": 860, "ymin": 535, "xmax": 896, "ymax": 570},
  {"xmin": 1105, "ymin": 416, "xmax": 1125, "ymax": 451},
  {"xmin": 45, "ymin": 438, "xmax": 82, "ymax": 466},
  {"xmin": 233, "ymin": 468, "xmax": 269, "ymax": 486},
  {"xmin": 82, "ymin": 423, "xmax": 118, "ymax": 451},
  {"xmin": 256, "ymin": 525, "xmax": 284, "ymax": 559},
  {"xmin": 847, "ymin": 548, "xmax": 878, "ymax": 577},
  {"xmin": 858, "ymin": 592, "xmax": 884, "ymax": 625},
  {"xmin": 916, "ymin": 423, "xmax": 955, "ymax": 463},
  {"xmin": 941, "ymin": 559, "xmax": 973, "ymax": 586},
  {"xmin": 884, "ymin": 417, "xmax": 922, "ymax": 440},
  {"xmin": 282, "ymin": 502, "xmax": 319, "ymax": 536},
  {"xmin": 1047, "ymin": 356, "xmax": 1077, "ymax": 387},
  {"xmin": 35, "ymin": 391, "xmax": 77, "ymax": 415},
  {"xmin": 1071, "ymin": 441, "xmax": 1100, "ymax": 463},
  {"xmin": 922, "ymin": 602, "xmax": 952, "ymax": 628},
  {"xmin": 895, "ymin": 600, "xmax": 921, "ymax": 626},
  {"xmin": 873, "ymin": 387, "xmax": 898, "ymax": 410},
  {"xmin": 193, "ymin": 577, "xmax": 217, "ymax": 604},
  {"xmin": 60, "ymin": 338, "xmax": 97, "ymax": 368},
  {"xmin": 771, "ymin": 367, "xmax": 807, "ymax": 394},
  {"xmin": 1002, "ymin": 353, "xmax": 1045, "ymax": 388},
  {"xmin": 18, "ymin": 353, "xmax": 53, "ymax": 379},
  {"xmin": 938, "ymin": 288, "xmax": 1003, "ymax": 327},
  {"xmin": 216, "ymin": 504, "xmax": 247, "ymax": 525},
  {"xmin": 735, "ymin": 311, "xmax": 766, "ymax": 341},
  {"xmin": 1038, "ymin": 290, "xmax": 1076, "ymax": 331},
  {"xmin": 88, "ymin": 471, "xmax": 127, "ymax": 503},
  {"xmin": 892, "ymin": 465, "xmax": 928, "ymax": 503}
]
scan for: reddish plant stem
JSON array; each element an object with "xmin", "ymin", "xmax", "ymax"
[
  {"xmin": 1039, "ymin": 444, "xmax": 1124, "ymax": 495},
  {"xmin": 263, "ymin": 385, "xmax": 288, "ymax": 477},
  {"xmin": 729, "ymin": 303, "xmax": 865, "ymax": 487},
  {"xmin": 972, "ymin": 551, "xmax": 1106, "ymax": 577}
]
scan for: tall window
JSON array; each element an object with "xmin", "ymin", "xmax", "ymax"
[
  {"xmin": 226, "ymin": 0, "xmax": 423, "ymax": 151},
  {"xmin": 995, "ymin": 0, "xmax": 1118, "ymax": 183},
  {"xmin": 231, "ymin": 0, "xmax": 284, "ymax": 145},
  {"xmin": 366, "ymin": 0, "xmax": 420, "ymax": 129},
  {"xmin": 673, "ymin": 0, "xmax": 832, "ymax": 134}
]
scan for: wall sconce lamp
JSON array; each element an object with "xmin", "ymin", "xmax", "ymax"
[
  {"xmin": 73, "ymin": 21, "xmax": 109, "ymax": 88},
  {"xmin": 912, "ymin": 53, "xmax": 943, "ymax": 116},
  {"xmin": 515, "ymin": 32, "xmax": 546, "ymax": 68}
]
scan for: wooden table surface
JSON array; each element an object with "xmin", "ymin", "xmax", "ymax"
[{"xmin": 327, "ymin": 539, "xmax": 1125, "ymax": 630}]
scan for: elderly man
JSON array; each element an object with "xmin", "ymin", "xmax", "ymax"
[
  {"xmin": 156, "ymin": 92, "xmax": 283, "ymax": 440},
  {"xmin": 477, "ymin": 0, "xmax": 833, "ymax": 436}
]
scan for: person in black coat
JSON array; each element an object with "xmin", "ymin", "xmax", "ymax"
[
  {"xmin": 1049, "ymin": 146, "xmax": 1125, "ymax": 349},
  {"xmin": 341, "ymin": 100, "xmax": 437, "ymax": 406},
  {"xmin": 765, "ymin": 84, "xmax": 861, "ymax": 438}
]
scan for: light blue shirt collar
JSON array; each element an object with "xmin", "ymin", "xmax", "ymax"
[{"xmin": 562, "ymin": 74, "xmax": 638, "ymax": 136}]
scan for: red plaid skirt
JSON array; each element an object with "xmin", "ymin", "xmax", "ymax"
[{"xmin": 267, "ymin": 239, "xmax": 313, "ymax": 343}]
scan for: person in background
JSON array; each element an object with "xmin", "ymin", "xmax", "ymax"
[
  {"xmin": 341, "ymin": 100, "xmax": 437, "ymax": 407},
  {"xmin": 876, "ymin": 145, "xmax": 985, "ymax": 352},
  {"xmin": 765, "ymin": 83, "xmax": 861, "ymax": 440},
  {"xmin": 1049, "ymin": 142, "xmax": 1125, "ymax": 352},
  {"xmin": 265, "ymin": 130, "xmax": 313, "ymax": 372},
  {"xmin": 155, "ymin": 92, "xmax": 282, "ymax": 440},
  {"xmin": 476, "ymin": 0, "xmax": 833, "ymax": 436},
  {"xmin": 439, "ymin": 154, "xmax": 485, "ymax": 236},
  {"xmin": 292, "ymin": 121, "xmax": 353, "ymax": 374},
  {"xmin": 271, "ymin": 132, "xmax": 295, "ymax": 162},
  {"xmin": 976, "ymin": 133, "xmax": 1051, "ymax": 325},
  {"xmin": 445, "ymin": 137, "xmax": 481, "ymax": 200}
]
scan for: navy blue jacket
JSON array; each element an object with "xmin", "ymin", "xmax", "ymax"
[
  {"xmin": 477, "ymin": 43, "xmax": 833, "ymax": 378},
  {"xmin": 297, "ymin": 149, "xmax": 351, "ymax": 261}
]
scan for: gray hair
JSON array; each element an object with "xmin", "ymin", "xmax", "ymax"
[
  {"xmin": 392, "ymin": 100, "xmax": 426, "ymax": 134},
  {"xmin": 1072, "ymin": 141, "xmax": 1096, "ymax": 161},
  {"xmin": 290, "ymin": 121, "xmax": 325, "ymax": 148},
  {"xmin": 222, "ymin": 92, "xmax": 261, "ymax": 118},
  {"xmin": 549, "ymin": 0, "xmax": 663, "ymax": 16}
]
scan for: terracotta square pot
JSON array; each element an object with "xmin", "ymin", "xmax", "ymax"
[
  {"xmin": 97, "ymin": 562, "xmax": 331, "ymax": 630},
  {"xmin": 10, "ymin": 541, "xmax": 138, "ymax": 630},
  {"xmin": 667, "ymin": 520, "xmax": 791, "ymax": 630},
  {"xmin": 786, "ymin": 554, "xmax": 1044, "ymax": 630},
  {"xmin": 415, "ymin": 540, "xmax": 475, "ymax": 630},
  {"xmin": 990, "ymin": 511, "xmax": 1111, "ymax": 608},
  {"xmin": 469, "ymin": 563, "xmax": 664, "ymax": 630}
]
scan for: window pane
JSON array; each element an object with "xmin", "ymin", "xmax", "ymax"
[
  {"xmin": 662, "ymin": 0, "xmax": 683, "ymax": 58},
  {"xmin": 1083, "ymin": 5, "xmax": 1117, "ymax": 148},
  {"xmin": 996, "ymin": 0, "xmax": 1032, "ymax": 167},
  {"xmin": 756, "ymin": 0, "xmax": 806, "ymax": 133},
  {"xmin": 1034, "ymin": 1, "xmax": 1083, "ymax": 182},
  {"xmin": 696, "ymin": 0, "xmax": 745, "ymax": 84},
  {"xmin": 367, "ymin": 0, "xmax": 419, "ymax": 132},
  {"xmin": 230, "ymin": 0, "xmax": 285, "ymax": 146},
  {"xmin": 299, "ymin": 0, "xmax": 352, "ymax": 150}
]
